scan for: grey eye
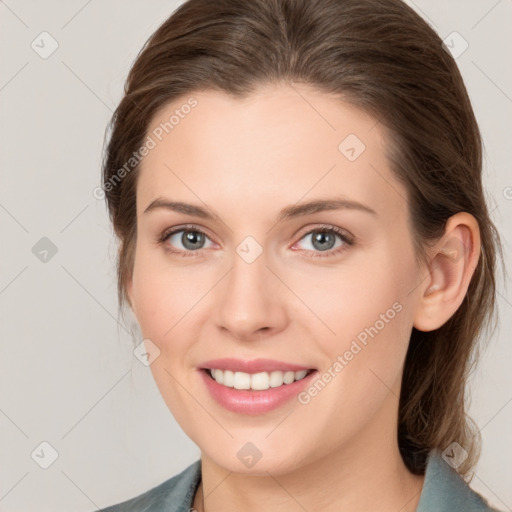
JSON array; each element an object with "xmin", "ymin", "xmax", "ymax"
[
  {"xmin": 168, "ymin": 230, "xmax": 213, "ymax": 251},
  {"xmin": 310, "ymin": 231, "xmax": 337, "ymax": 251},
  {"xmin": 297, "ymin": 230, "xmax": 344, "ymax": 252}
]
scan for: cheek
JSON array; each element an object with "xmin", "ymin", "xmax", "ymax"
[
  {"xmin": 287, "ymin": 251, "xmax": 412, "ymax": 339},
  {"xmin": 294, "ymin": 266, "xmax": 413, "ymax": 443},
  {"xmin": 131, "ymin": 235, "xmax": 215, "ymax": 313},
  {"xmin": 297, "ymin": 247, "xmax": 416, "ymax": 388},
  {"xmin": 130, "ymin": 248, "xmax": 195, "ymax": 342},
  {"xmin": 130, "ymin": 251, "xmax": 206, "ymax": 417}
]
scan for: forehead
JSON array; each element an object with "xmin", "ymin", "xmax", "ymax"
[{"xmin": 136, "ymin": 84, "xmax": 407, "ymax": 221}]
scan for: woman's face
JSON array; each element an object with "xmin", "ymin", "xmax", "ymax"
[{"xmin": 127, "ymin": 84, "xmax": 426, "ymax": 474}]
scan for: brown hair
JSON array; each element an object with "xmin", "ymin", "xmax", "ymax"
[{"xmin": 101, "ymin": 0, "xmax": 503, "ymax": 477}]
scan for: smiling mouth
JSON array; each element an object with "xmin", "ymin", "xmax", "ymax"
[{"xmin": 203, "ymin": 368, "xmax": 316, "ymax": 391}]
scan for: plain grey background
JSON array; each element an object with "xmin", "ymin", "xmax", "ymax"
[{"xmin": 0, "ymin": 1, "xmax": 511, "ymax": 511}]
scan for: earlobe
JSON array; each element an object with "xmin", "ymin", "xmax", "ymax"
[{"xmin": 413, "ymin": 212, "xmax": 481, "ymax": 332}]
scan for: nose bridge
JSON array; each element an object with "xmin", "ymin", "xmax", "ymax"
[{"xmin": 214, "ymin": 239, "xmax": 288, "ymax": 338}]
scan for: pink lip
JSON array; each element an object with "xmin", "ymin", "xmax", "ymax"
[
  {"xmin": 199, "ymin": 365, "xmax": 317, "ymax": 416},
  {"xmin": 199, "ymin": 358, "xmax": 313, "ymax": 373}
]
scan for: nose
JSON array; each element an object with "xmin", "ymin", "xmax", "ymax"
[{"xmin": 213, "ymin": 247, "xmax": 289, "ymax": 342}]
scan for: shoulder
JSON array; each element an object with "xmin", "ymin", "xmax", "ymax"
[
  {"xmin": 417, "ymin": 450, "xmax": 502, "ymax": 512},
  {"xmin": 96, "ymin": 459, "xmax": 201, "ymax": 512}
]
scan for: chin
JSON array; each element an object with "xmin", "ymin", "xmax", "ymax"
[{"xmin": 200, "ymin": 441, "xmax": 309, "ymax": 476}]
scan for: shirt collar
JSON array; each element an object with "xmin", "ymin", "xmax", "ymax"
[{"xmin": 416, "ymin": 449, "xmax": 495, "ymax": 511}]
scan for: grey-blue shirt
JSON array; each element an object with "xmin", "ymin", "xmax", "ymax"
[{"xmin": 97, "ymin": 450, "xmax": 501, "ymax": 511}]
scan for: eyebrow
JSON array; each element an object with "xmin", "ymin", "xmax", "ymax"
[{"xmin": 143, "ymin": 196, "xmax": 377, "ymax": 221}]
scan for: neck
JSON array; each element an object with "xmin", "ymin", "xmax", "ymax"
[{"xmin": 193, "ymin": 391, "xmax": 425, "ymax": 511}]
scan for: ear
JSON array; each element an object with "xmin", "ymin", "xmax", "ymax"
[{"xmin": 413, "ymin": 212, "xmax": 481, "ymax": 332}]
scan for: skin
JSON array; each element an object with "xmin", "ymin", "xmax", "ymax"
[{"xmin": 126, "ymin": 83, "xmax": 481, "ymax": 512}]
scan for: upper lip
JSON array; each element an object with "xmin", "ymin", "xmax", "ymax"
[{"xmin": 200, "ymin": 358, "xmax": 315, "ymax": 374}]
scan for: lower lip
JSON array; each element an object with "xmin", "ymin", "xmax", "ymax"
[{"xmin": 199, "ymin": 369, "xmax": 317, "ymax": 415}]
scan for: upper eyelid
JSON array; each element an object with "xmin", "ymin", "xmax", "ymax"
[
  {"xmin": 292, "ymin": 224, "xmax": 354, "ymax": 244},
  {"xmin": 296, "ymin": 224, "xmax": 351, "ymax": 237},
  {"xmin": 161, "ymin": 223, "xmax": 213, "ymax": 239}
]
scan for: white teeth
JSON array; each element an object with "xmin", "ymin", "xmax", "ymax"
[
  {"xmin": 295, "ymin": 369, "xmax": 308, "ymax": 380},
  {"xmin": 222, "ymin": 370, "xmax": 234, "ymax": 387},
  {"xmin": 212, "ymin": 369, "xmax": 223, "ymax": 384},
  {"xmin": 250, "ymin": 372, "xmax": 269, "ymax": 390},
  {"xmin": 269, "ymin": 371, "xmax": 284, "ymax": 388},
  {"xmin": 209, "ymin": 368, "xmax": 310, "ymax": 390},
  {"xmin": 283, "ymin": 371, "xmax": 295, "ymax": 384},
  {"xmin": 233, "ymin": 371, "xmax": 251, "ymax": 390}
]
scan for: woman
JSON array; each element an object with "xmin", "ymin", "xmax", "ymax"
[{"xmin": 98, "ymin": 0, "xmax": 504, "ymax": 510}]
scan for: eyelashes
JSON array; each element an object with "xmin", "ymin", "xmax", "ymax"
[
  {"xmin": 290, "ymin": 226, "xmax": 353, "ymax": 257},
  {"xmin": 158, "ymin": 224, "xmax": 355, "ymax": 259},
  {"xmin": 159, "ymin": 226, "xmax": 214, "ymax": 256}
]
